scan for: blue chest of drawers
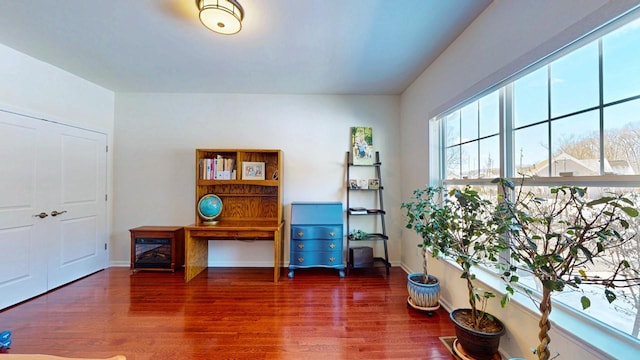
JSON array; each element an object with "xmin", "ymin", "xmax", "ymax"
[{"xmin": 288, "ymin": 202, "xmax": 344, "ymax": 278}]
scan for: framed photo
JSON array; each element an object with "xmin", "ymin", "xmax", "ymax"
[
  {"xmin": 368, "ymin": 178, "xmax": 379, "ymax": 189},
  {"xmin": 242, "ymin": 161, "xmax": 265, "ymax": 180},
  {"xmin": 349, "ymin": 179, "xmax": 360, "ymax": 189},
  {"xmin": 351, "ymin": 126, "xmax": 374, "ymax": 165}
]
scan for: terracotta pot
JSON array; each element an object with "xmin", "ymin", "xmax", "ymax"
[{"xmin": 450, "ymin": 308, "xmax": 505, "ymax": 360}]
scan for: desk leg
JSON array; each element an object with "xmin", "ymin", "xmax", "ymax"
[
  {"xmin": 184, "ymin": 230, "xmax": 208, "ymax": 283},
  {"xmin": 273, "ymin": 227, "xmax": 282, "ymax": 283}
]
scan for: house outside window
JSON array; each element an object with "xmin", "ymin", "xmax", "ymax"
[{"xmin": 433, "ymin": 13, "xmax": 640, "ymax": 341}]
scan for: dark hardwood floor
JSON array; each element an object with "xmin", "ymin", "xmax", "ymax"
[{"xmin": 0, "ymin": 267, "xmax": 456, "ymax": 360}]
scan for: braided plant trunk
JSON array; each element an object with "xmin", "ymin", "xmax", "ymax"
[
  {"xmin": 466, "ymin": 270, "xmax": 478, "ymax": 325},
  {"xmin": 421, "ymin": 245, "xmax": 429, "ymax": 283},
  {"xmin": 536, "ymin": 287, "xmax": 552, "ymax": 360}
]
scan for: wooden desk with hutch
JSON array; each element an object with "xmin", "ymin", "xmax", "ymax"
[{"xmin": 185, "ymin": 149, "xmax": 284, "ymax": 283}]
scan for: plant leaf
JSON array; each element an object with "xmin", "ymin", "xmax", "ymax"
[
  {"xmin": 501, "ymin": 294, "xmax": 510, "ymax": 307},
  {"xmin": 580, "ymin": 296, "xmax": 591, "ymax": 310},
  {"xmin": 605, "ymin": 289, "xmax": 617, "ymax": 303},
  {"xmin": 622, "ymin": 206, "xmax": 639, "ymax": 217},
  {"xmin": 587, "ymin": 197, "xmax": 614, "ymax": 206},
  {"xmin": 578, "ymin": 269, "xmax": 587, "ymax": 280}
]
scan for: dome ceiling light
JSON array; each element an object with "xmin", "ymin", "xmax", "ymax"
[{"xmin": 197, "ymin": 0, "xmax": 244, "ymax": 35}]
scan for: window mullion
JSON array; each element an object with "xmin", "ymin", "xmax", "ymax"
[
  {"xmin": 476, "ymin": 102, "xmax": 481, "ymax": 178},
  {"xmin": 546, "ymin": 65, "xmax": 552, "ymax": 177},
  {"xmin": 503, "ymin": 85, "xmax": 513, "ymax": 178},
  {"xmin": 598, "ymin": 38, "xmax": 605, "ymax": 175}
]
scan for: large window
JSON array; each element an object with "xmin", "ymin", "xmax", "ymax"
[
  {"xmin": 445, "ymin": 90, "xmax": 500, "ymax": 179},
  {"xmin": 434, "ymin": 15, "xmax": 640, "ymax": 340}
]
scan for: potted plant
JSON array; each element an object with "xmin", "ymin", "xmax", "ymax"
[
  {"xmin": 439, "ymin": 185, "xmax": 508, "ymax": 359},
  {"xmin": 348, "ymin": 229, "xmax": 368, "ymax": 241},
  {"xmin": 401, "ymin": 186, "xmax": 446, "ymax": 312},
  {"xmin": 403, "ymin": 185, "xmax": 508, "ymax": 359},
  {"xmin": 494, "ymin": 178, "xmax": 639, "ymax": 360}
]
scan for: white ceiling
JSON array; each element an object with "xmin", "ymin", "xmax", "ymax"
[{"xmin": 0, "ymin": 0, "xmax": 492, "ymax": 95}]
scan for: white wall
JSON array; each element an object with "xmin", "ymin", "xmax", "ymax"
[
  {"xmin": 0, "ymin": 42, "xmax": 116, "ymax": 262},
  {"xmin": 0, "ymin": 43, "xmax": 114, "ymax": 131},
  {"xmin": 112, "ymin": 93, "xmax": 401, "ymax": 268},
  {"xmin": 400, "ymin": 0, "xmax": 640, "ymax": 359}
]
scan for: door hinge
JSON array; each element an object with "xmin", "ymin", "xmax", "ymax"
[
  {"xmin": 106, "ymin": 145, "xmax": 108, "ymax": 152},
  {"xmin": 104, "ymin": 243, "xmax": 107, "ymax": 250},
  {"xmin": 105, "ymin": 194, "xmax": 108, "ymax": 201}
]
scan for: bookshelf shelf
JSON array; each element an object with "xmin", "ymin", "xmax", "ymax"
[{"xmin": 197, "ymin": 180, "xmax": 280, "ymax": 186}]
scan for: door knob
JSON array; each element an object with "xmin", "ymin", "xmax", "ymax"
[
  {"xmin": 33, "ymin": 212, "xmax": 48, "ymax": 219},
  {"xmin": 50, "ymin": 210, "xmax": 68, "ymax": 217}
]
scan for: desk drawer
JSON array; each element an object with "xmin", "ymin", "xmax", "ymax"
[
  {"xmin": 291, "ymin": 239, "xmax": 341, "ymax": 252},
  {"xmin": 290, "ymin": 250, "xmax": 342, "ymax": 267},
  {"xmin": 189, "ymin": 229, "xmax": 273, "ymax": 239},
  {"xmin": 291, "ymin": 226, "xmax": 342, "ymax": 240}
]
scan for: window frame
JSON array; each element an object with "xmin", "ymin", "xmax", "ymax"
[{"xmin": 428, "ymin": 7, "xmax": 640, "ymax": 351}]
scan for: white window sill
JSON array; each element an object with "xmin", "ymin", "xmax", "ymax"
[{"xmin": 436, "ymin": 258, "xmax": 640, "ymax": 359}]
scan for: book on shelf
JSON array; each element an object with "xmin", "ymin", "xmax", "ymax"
[
  {"xmin": 349, "ymin": 207, "xmax": 368, "ymax": 215},
  {"xmin": 200, "ymin": 156, "xmax": 236, "ymax": 180},
  {"xmin": 367, "ymin": 209, "xmax": 385, "ymax": 214},
  {"xmin": 215, "ymin": 156, "xmax": 235, "ymax": 180}
]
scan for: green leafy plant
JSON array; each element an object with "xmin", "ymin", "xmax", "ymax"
[
  {"xmin": 494, "ymin": 177, "xmax": 640, "ymax": 360},
  {"xmin": 403, "ymin": 185, "xmax": 508, "ymax": 329},
  {"xmin": 348, "ymin": 229, "xmax": 368, "ymax": 241},
  {"xmin": 440, "ymin": 185, "xmax": 509, "ymax": 330},
  {"xmin": 401, "ymin": 186, "xmax": 449, "ymax": 284}
]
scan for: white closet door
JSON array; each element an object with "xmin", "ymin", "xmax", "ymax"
[
  {"xmin": 0, "ymin": 111, "xmax": 48, "ymax": 309},
  {"xmin": 0, "ymin": 110, "xmax": 108, "ymax": 309},
  {"xmin": 47, "ymin": 124, "xmax": 107, "ymax": 289}
]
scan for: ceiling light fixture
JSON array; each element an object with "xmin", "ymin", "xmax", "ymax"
[{"xmin": 197, "ymin": 0, "xmax": 244, "ymax": 35}]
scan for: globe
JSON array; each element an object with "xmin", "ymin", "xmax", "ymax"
[{"xmin": 197, "ymin": 194, "xmax": 223, "ymax": 225}]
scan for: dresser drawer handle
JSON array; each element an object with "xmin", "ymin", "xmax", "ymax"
[
  {"xmin": 297, "ymin": 231, "xmax": 304, "ymax": 237},
  {"xmin": 329, "ymin": 231, "xmax": 335, "ymax": 237},
  {"xmin": 329, "ymin": 257, "xmax": 335, "ymax": 262},
  {"xmin": 329, "ymin": 243, "xmax": 335, "ymax": 249},
  {"xmin": 298, "ymin": 257, "xmax": 304, "ymax": 263},
  {"xmin": 297, "ymin": 243, "xmax": 304, "ymax": 249}
]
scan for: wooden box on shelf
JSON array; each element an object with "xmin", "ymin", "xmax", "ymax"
[{"xmin": 349, "ymin": 246, "xmax": 373, "ymax": 268}]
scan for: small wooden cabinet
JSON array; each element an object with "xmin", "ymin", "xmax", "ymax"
[
  {"xmin": 288, "ymin": 202, "xmax": 344, "ymax": 278},
  {"xmin": 130, "ymin": 226, "xmax": 184, "ymax": 272}
]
